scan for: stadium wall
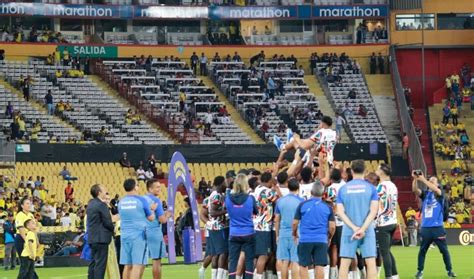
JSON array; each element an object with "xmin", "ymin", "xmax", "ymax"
[
  {"xmin": 15, "ymin": 143, "xmax": 388, "ymax": 164},
  {"xmin": 395, "ymin": 48, "xmax": 474, "ymax": 107}
]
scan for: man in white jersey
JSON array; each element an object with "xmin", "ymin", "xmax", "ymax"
[
  {"xmin": 375, "ymin": 164, "xmax": 399, "ymax": 279},
  {"xmin": 326, "ymin": 168, "xmax": 346, "ymax": 279},
  {"xmin": 273, "ymin": 116, "xmax": 337, "ymax": 165}
]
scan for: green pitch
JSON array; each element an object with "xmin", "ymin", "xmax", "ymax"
[{"xmin": 2, "ymin": 246, "xmax": 473, "ymax": 279}]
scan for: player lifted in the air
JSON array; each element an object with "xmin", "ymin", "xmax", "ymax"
[{"xmin": 273, "ymin": 116, "xmax": 338, "ymax": 165}]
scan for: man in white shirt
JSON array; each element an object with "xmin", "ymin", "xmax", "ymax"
[
  {"xmin": 200, "ymin": 53, "xmax": 208, "ymax": 76},
  {"xmin": 375, "ymin": 163, "xmax": 399, "ymax": 279},
  {"xmin": 41, "ymin": 202, "xmax": 57, "ymax": 226},
  {"xmin": 60, "ymin": 213, "xmax": 72, "ymax": 227}
]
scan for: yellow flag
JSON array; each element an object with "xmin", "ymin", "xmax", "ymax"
[{"xmin": 105, "ymin": 241, "xmax": 120, "ymax": 279}]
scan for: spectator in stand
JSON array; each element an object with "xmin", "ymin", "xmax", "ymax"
[
  {"xmin": 402, "ymin": 133, "xmax": 409, "ymax": 160},
  {"xmin": 22, "ymin": 76, "xmax": 31, "ymax": 102},
  {"xmin": 200, "ymin": 53, "xmax": 208, "ymax": 76},
  {"xmin": 5, "ymin": 101, "xmax": 14, "ymax": 119},
  {"xmin": 44, "ymin": 89, "xmax": 54, "ymax": 115},
  {"xmin": 377, "ymin": 53, "xmax": 385, "ymax": 74},
  {"xmin": 347, "ymin": 88, "xmax": 357, "ymax": 99},
  {"xmin": 442, "ymin": 103, "xmax": 451, "ymax": 125},
  {"xmin": 445, "ymin": 75, "xmax": 452, "ymax": 97},
  {"xmin": 119, "ymin": 152, "xmax": 132, "ymax": 168},
  {"xmin": 59, "ymin": 166, "xmax": 77, "ymax": 181},
  {"xmin": 450, "ymin": 105, "xmax": 458, "ymax": 125},
  {"xmin": 369, "ymin": 52, "xmax": 377, "ymax": 74},
  {"xmin": 190, "ymin": 52, "xmax": 199, "ymax": 75},
  {"xmin": 64, "ymin": 182, "xmax": 74, "ymax": 202},
  {"xmin": 147, "ymin": 154, "xmax": 158, "ymax": 177},
  {"xmin": 198, "ymin": 177, "xmax": 208, "ymax": 197},
  {"xmin": 335, "ymin": 113, "xmax": 346, "ymax": 139},
  {"xmin": 136, "ymin": 166, "xmax": 146, "ymax": 181},
  {"xmin": 357, "ymin": 104, "xmax": 367, "ymax": 117}
]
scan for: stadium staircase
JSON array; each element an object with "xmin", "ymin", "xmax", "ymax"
[
  {"xmin": 199, "ymin": 76, "xmax": 265, "ymax": 144},
  {"xmin": 305, "ymin": 74, "xmax": 350, "ymax": 143},
  {"xmin": 366, "ymin": 74, "xmax": 403, "ymax": 156},
  {"xmin": 413, "ymin": 109, "xmax": 436, "ymax": 175},
  {"xmin": 88, "ymin": 75, "xmax": 176, "ymax": 144}
]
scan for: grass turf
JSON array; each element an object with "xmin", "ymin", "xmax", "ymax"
[{"xmin": 1, "ymin": 246, "xmax": 473, "ymax": 279}]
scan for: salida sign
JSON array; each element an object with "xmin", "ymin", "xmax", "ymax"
[{"xmin": 58, "ymin": 45, "xmax": 118, "ymax": 58}]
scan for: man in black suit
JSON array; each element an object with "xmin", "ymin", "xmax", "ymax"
[{"xmin": 86, "ymin": 184, "xmax": 116, "ymax": 279}]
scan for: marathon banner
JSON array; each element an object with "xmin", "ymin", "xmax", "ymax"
[
  {"xmin": 166, "ymin": 151, "xmax": 203, "ymax": 264},
  {"xmin": 0, "ymin": 2, "xmax": 388, "ymax": 19},
  {"xmin": 445, "ymin": 228, "xmax": 474, "ymax": 246}
]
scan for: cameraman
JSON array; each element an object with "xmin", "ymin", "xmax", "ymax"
[{"xmin": 411, "ymin": 171, "xmax": 456, "ymax": 279}]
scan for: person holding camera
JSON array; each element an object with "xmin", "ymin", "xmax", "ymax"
[{"xmin": 411, "ymin": 171, "xmax": 456, "ymax": 279}]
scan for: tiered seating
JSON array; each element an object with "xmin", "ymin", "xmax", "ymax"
[
  {"xmin": 316, "ymin": 59, "xmax": 388, "ymax": 143},
  {"xmin": 58, "ymin": 77, "xmax": 172, "ymax": 144},
  {"xmin": 212, "ymin": 59, "xmax": 321, "ymax": 141},
  {"xmin": 0, "ymin": 85, "xmax": 81, "ymax": 142},
  {"xmin": 4, "ymin": 60, "xmax": 172, "ymax": 144},
  {"xmin": 100, "ymin": 59, "xmax": 254, "ymax": 144}
]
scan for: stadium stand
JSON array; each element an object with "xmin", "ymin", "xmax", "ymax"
[
  {"xmin": 210, "ymin": 55, "xmax": 323, "ymax": 143},
  {"xmin": 96, "ymin": 58, "xmax": 255, "ymax": 144},
  {"xmin": 428, "ymin": 69, "xmax": 473, "ymax": 224},
  {"xmin": 315, "ymin": 54, "xmax": 388, "ymax": 143},
  {"xmin": 0, "ymin": 82, "xmax": 81, "ymax": 143},
  {"xmin": 1, "ymin": 60, "xmax": 173, "ymax": 144}
]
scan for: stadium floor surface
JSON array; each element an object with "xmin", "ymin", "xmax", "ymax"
[{"xmin": 1, "ymin": 246, "xmax": 473, "ymax": 279}]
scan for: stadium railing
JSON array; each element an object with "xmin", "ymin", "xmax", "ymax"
[{"xmin": 389, "ymin": 46, "xmax": 427, "ymax": 175}]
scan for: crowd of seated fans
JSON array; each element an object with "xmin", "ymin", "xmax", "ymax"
[
  {"xmin": 439, "ymin": 170, "xmax": 472, "ymax": 226},
  {"xmin": 119, "ymin": 152, "xmax": 167, "ymax": 181},
  {"xmin": 0, "ymin": 25, "xmax": 68, "ymax": 44},
  {"xmin": 0, "ymin": 174, "xmax": 86, "ymax": 230}
]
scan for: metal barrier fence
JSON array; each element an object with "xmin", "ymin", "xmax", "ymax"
[{"xmin": 389, "ymin": 46, "xmax": 427, "ymax": 175}]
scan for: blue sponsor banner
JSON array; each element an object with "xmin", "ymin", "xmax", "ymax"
[
  {"xmin": 0, "ymin": 2, "xmax": 126, "ymax": 18},
  {"xmin": 210, "ymin": 5, "xmax": 298, "ymax": 19},
  {"xmin": 313, "ymin": 5, "xmax": 388, "ymax": 18},
  {"xmin": 0, "ymin": 2, "xmax": 388, "ymax": 19},
  {"xmin": 135, "ymin": 5, "xmax": 208, "ymax": 19}
]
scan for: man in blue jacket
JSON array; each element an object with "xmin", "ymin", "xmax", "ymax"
[{"xmin": 3, "ymin": 212, "xmax": 16, "ymax": 270}]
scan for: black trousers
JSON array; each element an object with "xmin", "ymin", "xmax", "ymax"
[
  {"xmin": 417, "ymin": 227, "xmax": 453, "ymax": 273},
  {"xmin": 88, "ymin": 243, "xmax": 109, "ymax": 279},
  {"xmin": 376, "ymin": 224, "xmax": 398, "ymax": 277},
  {"xmin": 228, "ymin": 235, "xmax": 255, "ymax": 279},
  {"xmin": 17, "ymin": 257, "xmax": 35, "ymax": 279},
  {"xmin": 114, "ymin": 236, "xmax": 124, "ymax": 279},
  {"xmin": 200, "ymin": 63, "xmax": 207, "ymax": 76}
]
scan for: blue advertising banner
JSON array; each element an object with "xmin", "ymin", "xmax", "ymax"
[
  {"xmin": 313, "ymin": 5, "xmax": 388, "ymax": 18},
  {"xmin": 210, "ymin": 5, "xmax": 298, "ymax": 19},
  {"xmin": 166, "ymin": 152, "xmax": 203, "ymax": 264},
  {"xmin": 0, "ymin": 2, "xmax": 388, "ymax": 19}
]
